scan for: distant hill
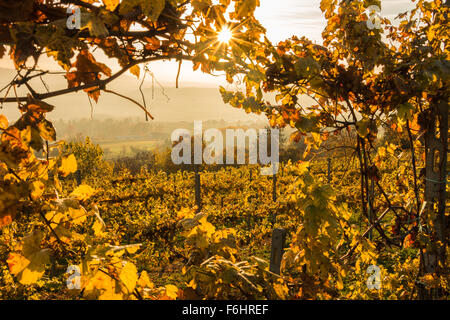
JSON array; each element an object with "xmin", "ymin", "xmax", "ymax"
[
  {"xmin": 0, "ymin": 67, "xmax": 269, "ymax": 123},
  {"xmin": 0, "ymin": 67, "xmax": 313, "ymax": 124}
]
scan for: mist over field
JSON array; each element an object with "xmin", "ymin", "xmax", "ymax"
[
  {"xmin": 0, "ymin": 67, "xmax": 268, "ymax": 123},
  {"xmin": 0, "ymin": 67, "xmax": 296, "ymax": 158}
]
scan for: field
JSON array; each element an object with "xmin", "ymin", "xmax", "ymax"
[
  {"xmin": 97, "ymin": 140, "xmax": 161, "ymax": 158},
  {"xmin": 0, "ymin": 148, "xmax": 429, "ymax": 300}
]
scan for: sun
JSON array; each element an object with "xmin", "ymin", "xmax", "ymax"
[{"xmin": 217, "ymin": 27, "xmax": 233, "ymax": 44}]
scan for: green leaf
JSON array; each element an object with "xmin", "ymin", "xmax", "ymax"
[
  {"xmin": 82, "ymin": 13, "xmax": 109, "ymax": 37},
  {"xmin": 120, "ymin": 0, "xmax": 165, "ymax": 21},
  {"xmin": 191, "ymin": 0, "xmax": 212, "ymax": 12},
  {"xmin": 356, "ymin": 119, "xmax": 370, "ymax": 137},
  {"xmin": 140, "ymin": 0, "xmax": 166, "ymax": 21},
  {"xmin": 119, "ymin": 0, "xmax": 140, "ymax": 15},
  {"xmin": 396, "ymin": 103, "xmax": 414, "ymax": 121},
  {"xmin": 294, "ymin": 57, "xmax": 320, "ymax": 77}
]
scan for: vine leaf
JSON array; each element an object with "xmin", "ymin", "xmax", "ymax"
[
  {"xmin": 70, "ymin": 184, "xmax": 97, "ymax": 201},
  {"xmin": 119, "ymin": 261, "xmax": 138, "ymax": 294},
  {"xmin": 103, "ymin": 0, "xmax": 120, "ymax": 11},
  {"xmin": 130, "ymin": 65, "xmax": 140, "ymax": 79},
  {"xmin": 0, "ymin": 115, "xmax": 8, "ymax": 129},
  {"xmin": 59, "ymin": 154, "xmax": 78, "ymax": 177},
  {"xmin": 7, "ymin": 230, "xmax": 51, "ymax": 285}
]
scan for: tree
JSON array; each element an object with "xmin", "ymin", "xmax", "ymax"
[
  {"xmin": 219, "ymin": 0, "xmax": 448, "ymax": 298},
  {"xmin": 0, "ymin": 0, "xmax": 263, "ymax": 106},
  {"xmin": 63, "ymin": 137, "xmax": 112, "ymax": 176}
]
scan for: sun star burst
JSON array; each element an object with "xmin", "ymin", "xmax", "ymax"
[{"xmin": 217, "ymin": 27, "xmax": 233, "ymax": 44}]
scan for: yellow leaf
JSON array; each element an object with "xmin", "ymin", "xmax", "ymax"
[
  {"xmin": 0, "ymin": 114, "xmax": 8, "ymax": 129},
  {"xmin": 119, "ymin": 0, "xmax": 140, "ymax": 15},
  {"xmin": 387, "ymin": 143, "xmax": 396, "ymax": 155},
  {"xmin": 59, "ymin": 154, "xmax": 77, "ymax": 177},
  {"xmin": 86, "ymin": 271, "xmax": 123, "ymax": 300},
  {"xmin": 70, "ymin": 184, "xmax": 96, "ymax": 201},
  {"xmin": 273, "ymin": 280, "xmax": 289, "ymax": 299},
  {"xmin": 137, "ymin": 270, "xmax": 154, "ymax": 289},
  {"xmin": 140, "ymin": 0, "xmax": 165, "ymax": 21},
  {"xmin": 17, "ymin": 249, "xmax": 51, "ymax": 285},
  {"xmin": 7, "ymin": 252, "xmax": 30, "ymax": 276},
  {"xmin": 125, "ymin": 244, "xmax": 141, "ymax": 254},
  {"xmin": 177, "ymin": 207, "xmax": 195, "ymax": 220},
  {"xmin": 67, "ymin": 207, "xmax": 87, "ymax": 225},
  {"xmin": 103, "ymin": 0, "xmax": 120, "ymax": 11},
  {"xmin": 30, "ymin": 180, "xmax": 45, "ymax": 200},
  {"xmin": 409, "ymin": 114, "xmax": 421, "ymax": 132},
  {"xmin": 93, "ymin": 219, "xmax": 107, "ymax": 237},
  {"xmin": 336, "ymin": 277, "xmax": 344, "ymax": 290},
  {"xmin": 54, "ymin": 224, "xmax": 85, "ymax": 242},
  {"xmin": 233, "ymin": 0, "xmax": 260, "ymax": 18},
  {"xmin": 119, "ymin": 262, "xmax": 138, "ymax": 294},
  {"xmin": 129, "ymin": 65, "xmax": 140, "ymax": 78},
  {"xmin": 7, "ymin": 230, "xmax": 51, "ymax": 285},
  {"xmin": 45, "ymin": 211, "xmax": 65, "ymax": 228},
  {"xmin": 165, "ymin": 284, "xmax": 178, "ymax": 300},
  {"xmin": 198, "ymin": 216, "xmax": 215, "ymax": 236},
  {"xmin": 378, "ymin": 147, "xmax": 386, "ymax": 158}
]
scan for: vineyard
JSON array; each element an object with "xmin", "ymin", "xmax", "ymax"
[
  {"xmin": 1, "ymin": 139, "xmax": 441, "ymax": 299},
  {"xmin": 0, "ymin": 0, "xmax": 448, "ymax": 301}
]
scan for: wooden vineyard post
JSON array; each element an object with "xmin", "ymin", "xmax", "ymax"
[
  {"xmin": 367, "ymin": 177, "xmax": 375, "ymax": 240},
  {"xmin": 272, "ymin": 174, "xmax": 277, "ymax": 202},
  {"xmin": 269, "ymin": 228, "xmax": 286, "ymax": 275},
  {"xmin": 327, "ymin": 158, "xmax": 332, "ymax": 183},
  {"xmin": 419, "ymin": 96, "xmax": 448, "ymax": 299},
  {"xmin": 249, "ymin": 168, "xmax": 253, "ymax": 183},
  {"xmin": 194, "ymin": 165, "xmax": 202, "ymax": 212}
]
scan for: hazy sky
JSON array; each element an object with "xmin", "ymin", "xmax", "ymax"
[{"xmin": 0, "ymin": 0, "xmax": 416, "ymax": 88}]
